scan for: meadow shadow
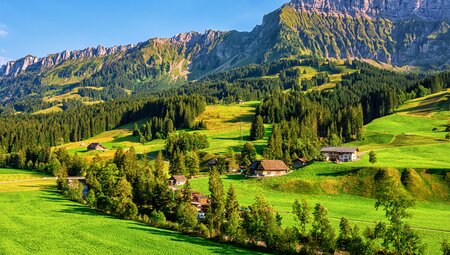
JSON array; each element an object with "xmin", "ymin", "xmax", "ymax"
[{"xmin": 128, "ymin": 223, "xmax": 262, "ymax": 255}]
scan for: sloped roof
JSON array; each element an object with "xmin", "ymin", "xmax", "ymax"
[
  {"xmin": 293, "ymin": 157, "xmax": 308, "ymax": 163},
  {"xmin": 170, "ymin": 175, "xmax": 187, "ymax": 182},
  {"xmin": 87, "ymin": 143, "xmax": 106, "ymax": 149},
  {"xmin": 320, "ymin": 147, "xmax": 358, "ymax": 153},
  {"xmin": 251, "ymin": 160, "xmax": 289, "ymax": 171}
]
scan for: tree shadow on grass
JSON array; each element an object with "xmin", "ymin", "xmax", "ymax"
[
  {"xmin": 223, "ymin": 113, "xmax": 255, "ymax": 124},
  {"xmin": 38, "ymin": 189, "xmax": 115, "ymax": 219},
  {"xmin": 112, "ymin": 134, "xmax": 139, "ymax": 144},
  {"xmin": 224, "ymin": 174, "xmax": 246, "ymax": 181},
  {"xmin": 128, "ymin": 223, "xmax": 264, "ymax": 255},
  {"xmin": 214, "ymin": 135, "xmax": 251, "ymax": 141}
]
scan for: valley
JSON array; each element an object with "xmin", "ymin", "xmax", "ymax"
[{"xmin": 0, "ymin": 0, "xmax": 449, "ymax": 254}]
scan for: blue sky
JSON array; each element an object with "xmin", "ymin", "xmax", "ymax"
[{"xmin": 0, "ymin": 0, "xmax": 288, "ymax": 64}]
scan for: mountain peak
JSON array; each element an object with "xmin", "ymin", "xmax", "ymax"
[
  {"xmin": 0, "ymin": 44, "xmax": 135, "ymax": 77},
  {"xmin": 287, "ymin": 0, "xmax": 450, "ymax": 20}
]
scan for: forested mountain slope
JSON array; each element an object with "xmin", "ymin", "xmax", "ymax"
[{"xmin": 0, "ymin": 0, "xmax": 448, "ymax": 109}]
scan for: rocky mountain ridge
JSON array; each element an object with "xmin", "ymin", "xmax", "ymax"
[
  {"xmin": 0, "ymin": 44, "xmax": 135, "ymax": 77},
  {"xmin": 288, "ymin": 0, "xmax": 450, "ymax": 21},
  {"xmin": 0, "ymin": 0, "xmax": 448, "ymax": 93}
]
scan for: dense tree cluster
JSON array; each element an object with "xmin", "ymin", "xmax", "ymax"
[
  {"xmin": 165, "ymin": 132, "xmax": 209, "ymax": 176},
  {"xmin": 257, "ymin": 65, "xmax": 449, "ymax": 161},
  {"xmin": 0, "ymin": 95, "xmax": 205, "ymax": 153},
  {"xmin": 58, "ymin": 154, "xmax": 426, "ymax": 254}
]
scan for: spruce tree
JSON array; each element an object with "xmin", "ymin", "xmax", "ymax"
[
  {"xmin": 311, "ymin": 203, "xmax": 335, "ymax": 251},
  {"xmin": 240, "ymin": 142, "xmax": 256, "ymax": 166},
  {"xmin": 250, "ymin": 115, "xmax": 265, "ymax": 140},
  {"xmin": 223, "ymin": 184, "xmax": 240, "ymax": 240},
  {"xmin": 155, "ymin": 150, "xmax": 165, "ymax": 178},
  {"xmin": 369, "ymin": 151, "xmax": 377, "ymax": 166},
  {"xmin": 207, "ymin": 167, "xmax": 225, "ymax": 235},
  {"xmin": 292, "ymin": 199, "xmax": 311, "ymax": 235},
  {"xmin": 225, "ymin": 184, "xmax": 239, "ymax": 219},
  {"xmin": 227, "ymin": 149, "xmax": 239, "ymax": 172},
  {"xmin": 185, "ymin": 151, "xmax": 200, "ymax": 178},
  {"xmin": 132, "ymin": 123, "xmax": 139, "ymax": 136}
]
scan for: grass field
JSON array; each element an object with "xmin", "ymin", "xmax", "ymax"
[
  {"xmin": 346, "ymin": 90, "xmax": 450, "ymax": 169},
  {"xmin": 61, "ymin": 101, "xmax": 269, "ymax": 160},
  {"xmin": 189, "ymin": 163, "xmax": 450, "ymax": 255},
  {"xmin": 0, "ymin": 169, "xmax": 260, "ymax": 255}
]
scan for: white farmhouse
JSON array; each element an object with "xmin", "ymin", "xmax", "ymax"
[{"xmin": 320, "ymin": 147, "xmax": 359, "ymax": 162}]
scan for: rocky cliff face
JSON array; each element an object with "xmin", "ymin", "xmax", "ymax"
[
  {"xmin": 0, "ymin": 44, "xmax": 135, "ymax": 76},
  {"xmin": 288, "ymin": 0, "xmax": 450, "ymax": 21},
  {"xmin": 1, "ymin": 0, "xmax": 449, "ymax": 82}
]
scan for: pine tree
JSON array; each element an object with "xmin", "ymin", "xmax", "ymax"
[
  {"xmin": 223, "ymin": 186, "xmax": 241, "ymax": 242},
  {"xmin": 155, "ymin": 151, "xmax": 165, "ymax": 178},
  {"xmin": 292, "ymin": 199, "xmax": 311, "ymax": 235},
  {"xmin": 207, "ymin": 167, "xmax": 225, "ymax": 235},
  {"xmin": 132, "ymin": 123, "xmax": 139, "ymax": 136},
  {"xmin": 227, "ymin": 149, "xmax": 239, "ymax": 172},
  {"xmin": 369, "ymin": 151, "xmax": 377, "ymax": 166},
  {"xmin": 182, "ymin": 180, "xmax": 191, "ymax": 203},
  {"xmin": 240, "ymin": 142, "xmax": 256, "ymax": 166},
  {"xmin": 265, "ymin": 124, "xmax": 283, "ymax": 160},
  {"xmin": 250, "ymin": 115, "xmax": 265, "ymax": 140},
  {"xmin": 185, "ymin": 151, "xmax": 200, "ymax": 178},
  {"xmin": 311, "ymin": 203, "xmax": 335, "ymax": 251},
  {"xmin": 225, "ymin": 184, "xmax": 239, "ymax": 219}
]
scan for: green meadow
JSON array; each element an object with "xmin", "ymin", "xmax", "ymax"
[
  {"xmin": 47, "ymin": 90, "xmax": 450, "ymax": 254},
  {"xmin": 347, "ymin": 90, "xmax": 450, "ymax": 169},
  {"xmin": 0, "ymin": 169, "xmax": 260, "ymax": 255},
  {"xmin": 189, "ymin": 163, "xmax": 450, "ymax": 255},
  {"xmin": 61, "ymin": 101, "xmax": 270, "ymax": 161}
]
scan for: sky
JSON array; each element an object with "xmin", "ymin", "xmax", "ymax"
[{"xmin": 0, "ymin": 0, "xmax": 288, "ymax": 65}]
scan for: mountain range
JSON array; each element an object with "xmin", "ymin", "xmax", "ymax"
[{"xmin": 0, "ymin": 0, "xmax": 449, "ymax": 105}]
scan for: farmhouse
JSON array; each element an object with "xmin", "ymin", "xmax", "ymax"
[
  {"xmin": 169, "ymin": 175, "xmax": 187, "ymax": 186},
  {"xmin": 292, "ymin": 157, "xmax": 309, "ymax": 168},
  {"xmin": 87, "ymin": 143, "xmax": 107, "ymax": 151},
  {"xmin": 320, "ymin": 147, "xmax": 359, "ymax": 162},
  {"xmin": 248, "ymin": 160, "xmax": 289, "ymax": 177}
]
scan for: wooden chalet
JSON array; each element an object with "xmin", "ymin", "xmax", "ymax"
[
  {"xmin": 87, "ymin": 143, "xmax": 107, "ymax": 151},
  {"xmin": 248, "ymin": 160, "xmax": 289, "ymax": 177}
]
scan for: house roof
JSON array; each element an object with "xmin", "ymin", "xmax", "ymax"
[
  {"xmin": 170, "ymin": 175, "xmax": 187, "ymax": 182},
  {"xmin": 320, "ymin": 147, "xmax": 358, "ymax": 153},
  {"xmin": 87, "ymin": 143, "xmax": 106, "ymax": 149},
  {"xmin": 293, "ymin": 157, "xmax": 308, "ymax": 163},
  {"xmin": 250, "ymin": 160, "xmax": 289, "ymax": 171}
]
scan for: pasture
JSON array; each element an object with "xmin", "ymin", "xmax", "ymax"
[
  {"xmin": 0, "ymin": 169, "xmax": 259, "ymax": 255},
  {"xmin": 346, "ymin": 90, "xmax": 450, "ymax": 169},
  {"xmin": 61, "ymin": 101, "xmax": 269, "ymax": 160},
  {"xmin": 189, "ymin": 163, "xmax": 450, "ymax": 255}
]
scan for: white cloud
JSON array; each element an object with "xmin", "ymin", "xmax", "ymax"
[
  {"xmin": 0, "ymin": 56, "xmax": 11, "ymax": 66},
  {"xmin": 0, "ymin": 24, "xmax": 7, "ymax": 37}
]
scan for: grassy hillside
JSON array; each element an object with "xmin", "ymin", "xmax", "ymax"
[
  {"xmin": 0, "ymin": 169, "xmax": 260, "ymax": 255},
  {"xmin": 189, "ymin": 163, "xmax": 450, "ymax": 255},
  {"xmin": 61, "ymin": 101, "xmax": 269, "ymax": 160},
  {"xmin": 347, "ymin": 89, "xmax": 450, "ymax": 168}
]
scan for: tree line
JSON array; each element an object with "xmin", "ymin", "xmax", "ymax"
[
  {"xmin": 0, "ymin": 95, "xmax": 206, "ymax": 153},
  {"xmin": 254, "ymin": 65, "xmax": 449, "ymax": 161},
  {"xmin": 58, "ymin": 149, "xmax": 430, "ymax": 254}
]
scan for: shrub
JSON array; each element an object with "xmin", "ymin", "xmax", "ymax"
[{"xmin": 150, "ymin": 210, "xmax": 166, "ymax": 226}]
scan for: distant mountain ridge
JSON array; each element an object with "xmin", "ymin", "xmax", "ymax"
[
  {"xmin": 0, "ymin": 44, "xmax": 135, "ymax": 77},
  {"xmin": 288, "ymin": 0, "xmax": 450, "ymax": 21},
  {"xmin": 0, "ymin": 0, "xmax": 448, "ymax": 105}
]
